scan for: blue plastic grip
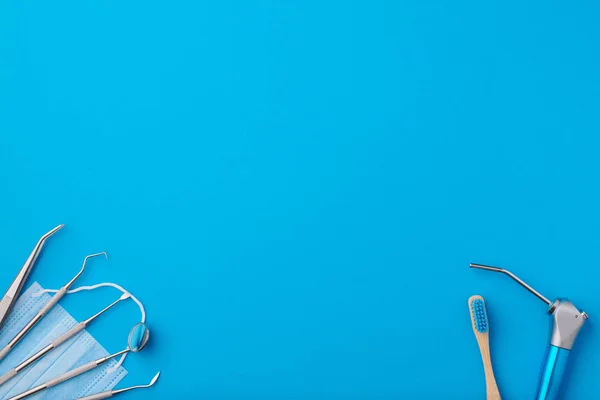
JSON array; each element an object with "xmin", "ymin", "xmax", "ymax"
[{"xmin": 536, "ymin": 345, "xmax": 571, "ymax": 400}]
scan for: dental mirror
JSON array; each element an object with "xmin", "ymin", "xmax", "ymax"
[{"xmin": 128, "ymin": 322, "xmax": 150, "ymax": 352}]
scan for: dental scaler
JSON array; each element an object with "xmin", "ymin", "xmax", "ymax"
[{"xmin": 470, "ymin": 263, "xmax": 588, "ymax": 400}]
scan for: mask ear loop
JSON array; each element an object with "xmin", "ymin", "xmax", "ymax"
[{"xmin": 33, "ymin": 282, "xmax": 146, "ymax": 373}]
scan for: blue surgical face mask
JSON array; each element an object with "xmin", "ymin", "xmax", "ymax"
[{"xmin": 0, "ymin": 282, "xmax": 128, "ymax": 399}]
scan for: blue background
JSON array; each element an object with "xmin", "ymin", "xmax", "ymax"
[{"xmin": 1, "ymin": 0, "xmax": 599, "ymax": 398}]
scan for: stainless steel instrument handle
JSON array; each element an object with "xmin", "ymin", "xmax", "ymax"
[
  {"xmin": 45, "ymin": 360, "xmax": 98, "ymax": 388},
  {"xmin": 0, "ymin": 344, "xmax": 12, "ymax": 363},
  {"xmin": 8, "ymin": 383, "xmax": 45, "ymax": 400},
  {"xmin": 38, "ymin": 287, "xmax": 67, "ymax": 316},
  {"xmin": 0, "ymin": 369, "xmax": 17, "ymax": 386},
  {"xmin": 77, "ymin": 392, "xmax": 114, "ymax": 400},
  {"xmin": 0, "ymin": 314, "xmax": 44, "ymax": 362},
  {"xmin": 51, "ymin": 321, "xmax": 86, "ymax": 348},
  {"xmin": 12, "ymin": 321, "xmax": 88, "ymax": 373}
]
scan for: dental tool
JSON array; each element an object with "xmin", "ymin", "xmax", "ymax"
[
  {"xmin": 0, "ymin": 225, "xmax": 64, "ymax": 329},
  {"xmin": 9, "ymin": 322, "xmax": 150, "ymax": 400},
  {"xmin": 468, "ymin": 295, "xmax": 501, "ymax": 400},
  {"xmin": 33, "ymin": 281, "xmax": 147, "ymax": 371},
  {"xmin": 76, "ymin": 371, "xmax": 161, "ymax": 399},
  {"xmin": 0, "ymin": 292, "xmax": 130, "ymax": 387},
  {"xmin": 0, "ymin": 252, "xmax": 107, "ymax": 363},
  {"xmin": 471, "ymin": 263, "xmax": 588, "ymax": 400}
]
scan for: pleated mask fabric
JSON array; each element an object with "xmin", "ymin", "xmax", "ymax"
[{"xmin": 0, "ymin": 282, "xmax": 127, "ymax": 400}]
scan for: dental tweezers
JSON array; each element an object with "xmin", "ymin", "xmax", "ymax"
[{"xmin": 0, "ymin": 225, "xmax": 64, "ymax": 329}]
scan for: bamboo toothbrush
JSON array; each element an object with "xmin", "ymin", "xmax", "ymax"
[{"xmin": 468, "ymin": 295, "xmax": 501, "ymax": 400}]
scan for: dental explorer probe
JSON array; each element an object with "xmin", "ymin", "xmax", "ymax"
[
  {"xmin": 0, "ymin": 292, "xmax": 131, "ymax": 387},
  {"xmin": 76, "ymin": 372, "xmax": 161, "ymax": 399},
  {"xmin": 0, "ymin": 252, "xmax": 107, "ymax": 363},
  {"xmin": 0, "ymin": 225, "xmax": 64, "ymax": 329}
]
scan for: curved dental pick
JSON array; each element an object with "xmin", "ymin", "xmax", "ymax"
[
  {"xmin": 66, "ymin": 252, "xmax": 108, "ymax": 289},
  {"xmin": 76, "ymin": 372, "xmax": 161, "ymax": 399}
]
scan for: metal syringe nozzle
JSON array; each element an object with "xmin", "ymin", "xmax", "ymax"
[{"xmin": 470, "ymin": 263, "xmax": 552, "ymax": 306}]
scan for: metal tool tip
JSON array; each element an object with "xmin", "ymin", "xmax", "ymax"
[
  {"xmin": 42, "ymin": 224, "xmax": 65, "ymax": 239},
  {"xmin": 150, "ymin": 372, "xmax": 161, "ymax": 385},
  {"xmin": 120, "ymin": 293, "xmax": 131, "ymax": 300},
  {"xmin": 469, "ymin": 263, "xmax": 501, "ymax": 272},
  {"xmin": 85, "ymin": 252, "xmax": 108, "ymax": 261},
  {"xmin": 80, "ymin": 252, "xmax": 109, "ymax": 272}
]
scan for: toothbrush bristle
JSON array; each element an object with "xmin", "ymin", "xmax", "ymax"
[{"xmin": 471, "ymin": 299, "xmax": 489, "ymax": 333}]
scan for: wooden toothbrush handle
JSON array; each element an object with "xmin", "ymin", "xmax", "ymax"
[{"xmin": 477, "ymin": 335, "xmax": 501, "ymax": 400}]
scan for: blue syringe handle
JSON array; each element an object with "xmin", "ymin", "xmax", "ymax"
[{"xmin": 535, "ymin": 345, "xmax": 570, "ymax": 400}]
